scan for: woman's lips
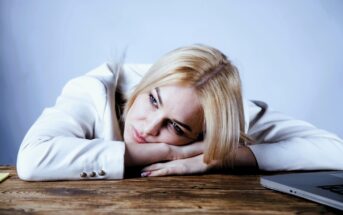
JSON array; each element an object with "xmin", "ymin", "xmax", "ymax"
[{"xmin": 132, "ymin": 127, "xmax": 147, "ymax": 144}]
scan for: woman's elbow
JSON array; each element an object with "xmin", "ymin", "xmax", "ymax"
[
  {"xmin": 16, "ymin": 148, "xmax": 40, "ymax": 181},
  {"xmin": 16, "ymin": 137, "xmax": 50, "ymax": 181}
]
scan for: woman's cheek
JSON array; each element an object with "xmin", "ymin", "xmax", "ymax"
[{"xmin": 130, "ymin": 98, "xmax": 149, "ymax": 119}]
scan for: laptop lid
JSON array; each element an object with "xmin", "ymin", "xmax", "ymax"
[{"xmin": 260, "ymin": 171, "xmax": 343, "ymax": 210}]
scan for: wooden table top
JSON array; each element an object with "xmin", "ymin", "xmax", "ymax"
[{"xmin": 0, "ymin": 166, "xmax": 341, "ymax": 214}]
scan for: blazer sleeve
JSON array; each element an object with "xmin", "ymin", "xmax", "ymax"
[
  {"xmin": 246, "ymin": 100, "xmax": 343, "ymax": 171},
  {"xmin": 17, "ymin": 75, "xmax": 125, "ymax": 181}
]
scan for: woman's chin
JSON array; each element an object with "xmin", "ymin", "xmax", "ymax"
[{"xmin": 123, "ymin": 133, "xmax": 139, "ymax": 145}]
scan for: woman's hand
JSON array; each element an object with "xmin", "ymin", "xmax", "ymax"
[
  {"xmin": 139, "ymin": 145, "xmax": 258, "ymax": 176},
  {"xmin": 124, "ymin": 141, "xmax": 204, "ymax": 167},
  {"xmin": 140, "ymin": 154, "xmax": 214, "ymax": 177}
]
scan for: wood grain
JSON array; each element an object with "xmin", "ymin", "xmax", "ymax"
[{"xmin": 0, "ymin": 166, "xmax": 341, "ymax": 214}]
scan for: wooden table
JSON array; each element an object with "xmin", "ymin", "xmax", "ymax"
[{"xmin": 0, "ymin": 166, "xmax": 341, "ymax": 214}]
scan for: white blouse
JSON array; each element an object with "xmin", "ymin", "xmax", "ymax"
[{"xmin": 17, "ymin": 64, "xmax": 343, "ymax": 181}]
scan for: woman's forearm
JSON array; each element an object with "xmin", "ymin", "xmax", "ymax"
[
  {"xmin": 125, "ymin": 141, "xmax": 205, "ymax": 167},
  {"xmin": 124, "ymin": 143, "xmax": 170, "ymax": 167}
]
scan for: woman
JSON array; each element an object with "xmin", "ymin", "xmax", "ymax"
[{"xmin": 17, "ymin": 44, "xmax": 343, "ymax": 181}]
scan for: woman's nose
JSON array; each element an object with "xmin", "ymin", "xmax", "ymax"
[{"xmin": 143, "ymin": 114, "xmax": 164, "ymax": 137}]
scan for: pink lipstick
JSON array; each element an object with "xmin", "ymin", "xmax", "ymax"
[{"xmin": 132, "ymin": 127, "xmax": 147, "ymax": 144}]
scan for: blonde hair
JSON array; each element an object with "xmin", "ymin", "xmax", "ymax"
[{"xmin": 124, "ymin": 44, "xmax": 252, "ymax": 167}]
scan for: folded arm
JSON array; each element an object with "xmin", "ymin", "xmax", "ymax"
[{"xmin": 246, "ymin": 100, "xmax": 343, "ymax": 171}]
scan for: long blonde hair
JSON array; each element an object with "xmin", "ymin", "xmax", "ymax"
[{"xmin": 124, "ymin": 44, "xmax": 252, "ymax": 167}]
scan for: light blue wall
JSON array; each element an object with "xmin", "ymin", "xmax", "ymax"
[{"xmin": 1, "ymin": 0, "xmax": 342, "ymax": 164}]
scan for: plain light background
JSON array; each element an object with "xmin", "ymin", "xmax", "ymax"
[{"xmin": 1, "ymin": 0, "xmax": 342, "ymax": 164}]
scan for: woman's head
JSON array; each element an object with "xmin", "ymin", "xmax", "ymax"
[{"xmin": 123, "ymin": 44, "xmax": 249, "ymax": 167}]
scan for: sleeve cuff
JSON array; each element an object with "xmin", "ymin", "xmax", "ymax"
[{"xmin": 102, "ymin": 141, "xmax": 125, "ymax": 179}]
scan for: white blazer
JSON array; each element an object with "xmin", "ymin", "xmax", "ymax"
[{"xmin": 17, "ymin": 64, "xmax": 343, "ymax": 181}]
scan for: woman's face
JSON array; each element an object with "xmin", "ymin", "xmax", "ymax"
[{"xmin": 124, "ymin": 84, "xmax": 204, "ymax": 146}]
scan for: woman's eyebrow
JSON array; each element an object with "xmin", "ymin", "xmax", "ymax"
[
  {"xmin": 155, "ymin": 87, "xmax": 193, "ymax": 132},
  {"xmin": 173, "ymin": 119, "xmax": 192, "ymax": 132}
]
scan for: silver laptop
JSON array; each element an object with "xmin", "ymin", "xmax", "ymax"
[{"xmin": 260, "ymin": 171, "xmax": 343, "ymax": 210}]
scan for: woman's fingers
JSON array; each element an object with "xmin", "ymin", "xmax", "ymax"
[
  {"xmin": 141, "ymin": 161, "xmax": 185, "ymax": 177},
  {"xmin": 141, "ymin": 163, "xmax": 163, "ymax": 172},
  {"xmin": 145, "ymin": 168, "xmax": 170, "ymax": 177},
  {"xmin": 141, "ymin": 164, "xmax": 166, "ymax": 177},
  {"xmin": 141, "ymin": 154, "xmax": 208, "ymax": 177}
]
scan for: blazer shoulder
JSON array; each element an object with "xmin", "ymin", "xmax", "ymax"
[
  {"xmin": 243, "ymin": 99, "xmax": 266, "ymax": 133},
  {"xmin": 85, "ymin": 63, "xmax": 119, "ymax": 88},
  {"xmin": 59, "ymin": 64, "xmax": 118, "ymax": 116}
]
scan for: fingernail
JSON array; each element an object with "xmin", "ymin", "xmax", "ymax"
[{"xmin": 141, "ymin": 171, "xmax": 151, "ymax": 177}]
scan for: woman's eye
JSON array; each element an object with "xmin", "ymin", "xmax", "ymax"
[
  {"xmin": 149, "ymin": 93, "xmax": 158, "ymax": 107},
  {"xmin": 168, "ymin": 121, "xmax": 184, "ymax": 136}
]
